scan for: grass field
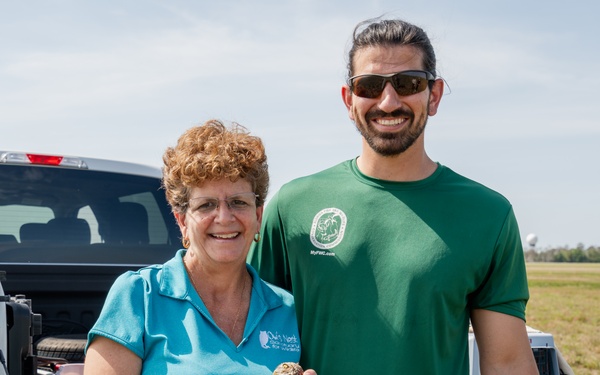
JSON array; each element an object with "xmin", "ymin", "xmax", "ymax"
[{"xmin": 526, "ymin": 262, "xmax": 600, "ymax": 375}]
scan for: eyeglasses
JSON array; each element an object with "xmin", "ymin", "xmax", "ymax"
[
  {"xmin": 348, "ymin": 70, "xmax": 435, "ymax": 99},
  {"xmin": 186, "ymin": 192, "xmax": 258, "ymax": 217}
]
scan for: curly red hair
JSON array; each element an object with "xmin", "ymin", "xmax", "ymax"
[{"xmin": 162, "ymin": 119, "xmax": 269, "ymax": 213}]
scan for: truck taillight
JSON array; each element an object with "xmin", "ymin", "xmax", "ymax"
[
  {"xmin": 27, "ymin": 154, "xmax": 63, "ymax": 165},
  {"xmin": 0, "ymin": 152, "xmax": 88, "ymax": 169}
]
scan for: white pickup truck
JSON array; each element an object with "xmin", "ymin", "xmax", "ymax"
[{"xmin": 0, "ymin": 151, "xmax": 181, "ymax": 374}]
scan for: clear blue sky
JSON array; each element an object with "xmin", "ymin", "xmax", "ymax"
[{"xmin": 1, "ymin": 0, "xmax": 598, "ymax": 249}]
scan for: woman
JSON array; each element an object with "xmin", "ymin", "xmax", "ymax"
[{"xmin": 84, "ymin": 120, "xmax": 316, "ymax": 374}]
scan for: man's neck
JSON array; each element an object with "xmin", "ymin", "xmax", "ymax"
[{"xmin": 356, "ymin": 139, "xmax": 437, "ymax": 182}]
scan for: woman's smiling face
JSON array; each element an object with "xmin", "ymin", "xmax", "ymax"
[{"xmin": 176, "ymin": 178, "xmax": 262, "ymax": 267}]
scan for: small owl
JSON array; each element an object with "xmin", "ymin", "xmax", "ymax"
[{"xmin": 272, "ymin": 362, "xmax": 304, "ymax": 375}]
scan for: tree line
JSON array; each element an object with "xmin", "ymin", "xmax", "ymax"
[{"xmin": 524, "ymin": 244, "xmax": 600, "ymax": 263}]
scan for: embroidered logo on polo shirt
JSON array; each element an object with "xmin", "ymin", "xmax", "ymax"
[
  {"xmin": 259, "ymin": 330, "xmax": 300, "ymax": 352},
  {"xmin": 310, "ymin": 208, "xmax": 347, "ymax": 251}
]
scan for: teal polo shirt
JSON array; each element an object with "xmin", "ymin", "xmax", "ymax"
[{"xmin": 87, "ymin": 250, "xmax": 301, "ymax": 374}]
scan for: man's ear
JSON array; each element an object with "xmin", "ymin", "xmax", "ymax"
[
  {"xmin": 341, "ymin": 85, "xmax": 355, "ymax": 121},
  {"xmin": 427, "ymin": 79, "xmax": 444, "ymax": 116}
]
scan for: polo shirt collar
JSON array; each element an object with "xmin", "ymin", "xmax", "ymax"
[{"xmin": 158, "ymin": 249, "xmax": 283, "ymax": 310}]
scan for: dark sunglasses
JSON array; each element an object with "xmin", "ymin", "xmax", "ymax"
[{"xmin": 348, "ymin": 70, "xmax": 436, "ymax": 99}]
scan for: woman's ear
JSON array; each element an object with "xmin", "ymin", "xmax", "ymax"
[
  {"xmin": 255, "ymin": 205, "xmax": 264, "ymax": 229},
  {"xmin": 174, "ymin": 212, "xmax": 187, "ymax": 237}
]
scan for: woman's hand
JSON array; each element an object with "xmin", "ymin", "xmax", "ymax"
[{"xmin": 272, "ymin": 362, "xmax": 317, "ymax": 375}]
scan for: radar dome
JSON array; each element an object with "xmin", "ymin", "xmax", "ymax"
[{"xmin": 526, "ymin": 233, "xmax": 538, "ymax": 247}]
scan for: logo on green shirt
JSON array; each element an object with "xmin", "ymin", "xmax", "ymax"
[{"xmin": 310, "ymin": 208, "xmax": 347, "ymax": 250}]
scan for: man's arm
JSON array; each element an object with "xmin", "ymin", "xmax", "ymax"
[{"xmin": 470, "ymin": 309, "xmax": 538, "ymax": 374}]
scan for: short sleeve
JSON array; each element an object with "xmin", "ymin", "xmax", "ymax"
[
  {"xmin": 248, "ymin": 191, "xmax": 292, "ymax": 291},
  {"xmin": 86, "ymin": 271, "xmax": 148, "ymax": 358},
  {"xmin": 470, "ymin": 207, "xmax": 529, "ymax": 321}
]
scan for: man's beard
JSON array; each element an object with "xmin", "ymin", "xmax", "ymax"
[{"xmin": 353, "ymin": 107, "xmax": 429, "ymax": 156}]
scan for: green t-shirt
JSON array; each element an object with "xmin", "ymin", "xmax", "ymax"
[{"xmin": 248, "ymin": 160, "xmax": 529, "ymax": 374}]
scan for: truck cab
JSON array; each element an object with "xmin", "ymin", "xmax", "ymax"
[{"xmin": 0, "ymin": 151, "xmax": 181, "ymax": 374}]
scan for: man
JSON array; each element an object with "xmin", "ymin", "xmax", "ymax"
[{"xmin": 249, "ymin": 18, "xmax": 538, "ymax": 374}]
